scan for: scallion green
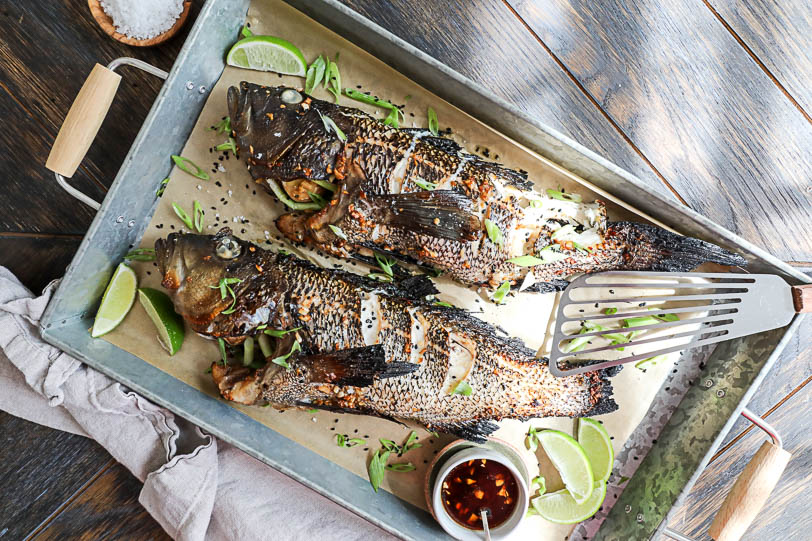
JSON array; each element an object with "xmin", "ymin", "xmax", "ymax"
[
  {"xmin": 218, "ymin": 338, "xmax": 228, "ymax": 366},
  {"xmin": 546, "ymin": 188, "xmax": 582, "ymax": 203},
  {"xmin": 491, "ymin": 280, "xmax": 510, "ymax": 304},
  {"xmin": 317, "ymin": 111, "xmax": 347, "ymax": 142},
  {"xmin": 172, "ymin": 202, "xmax": 194, "ymax": 230},
  {"xmin": 484, "ymin": 218, "xmax": 503, "ymax": 247},
  {"xmin": 264, "ymin": 327, "xmax": 301, "ymax": 338},
  {"xmin": 267, "ymin": 179, "xmax": 323, "ymax": 210},
  {"xmin": 507, "ymin": 255, "xmax": 545, "ymax": 266},
  {"xmin": 171, "ymin": 155, "xmax": 209, "ymax": 181},
  {"xmin": 193, "ymin": 200, "xmax": 204, "ymax": 233},
  {"xmin": 329, "ymin": 224, "xmax": 347, "ymax": 240},
  {"xmin": 386, "ymin": 463, "xmax": 416, "ymax": 472},
  {"xmin": 313, "ymin": 179, "xmax": 337, "ymax": 192},
  {"xmin": 413, "ymin": 178, "xmax": 437, "ymax": 191},
  {"xmin": 451, "ymin": 381, "xmax": 473, "ymax": 396},
  {"xmin": 427, "ymin": 107, "xmax": 439, "ymax": 136},
  {"xmin": 271, "ymin": 340, "xmax": 301, "ymax": 370},
  {"xmin": 156, "ymin": 177, "xmax": 170, "ymax": 197},
  {"xmin": 242, "ymin": 336, "xmax": 255, "ymax": 366},
  {"xmin": 305, "ymin": 55, "xmax": 326, "ymax": 94},
  {"xmin": 124, "ymin": 248, "xmax": 155, "ymax": 262}
]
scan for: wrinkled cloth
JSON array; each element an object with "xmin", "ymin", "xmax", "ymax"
[{"xmin": 0, "ymin": 267, "xmax": 391, "ymax": 541}]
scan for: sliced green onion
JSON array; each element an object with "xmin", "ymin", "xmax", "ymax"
[
  {"xmin": 267, "ymin": 180, "xmax": 323, "ymax": 210},
  {"xmin": 156, "ymin": 177, "xmax": 170, "ymax": 197},
  {"xmin": 343, "ymin": 89, "xmax": 398, "ymax": 109},
  {"xmin": 368, "ymin": 449, "xmax": 390, "ymax": 492},
  {"xmin": 367, "ymin": 272, "xmax": 392, "ymax": 282},
  {"xmin": 124, "ymin": 248, "xmax": 156, "ymax": 262},
  {"xmin": 451, "ymin": 381, "xmax": 473, "ymax": 396},
  {"xmin": 313, "ymin": 179, "xmax": 337, "ymax": 192},
  {"xmin": 317, "ymin": 111, "xmax": 347, "ymax": 142},
  {"xmin": 386, "ymin": 463, "xmax": 416, "ymax": 472},
  {"xmin": 427, "ymin": 107, "xmax": 439, "ymax": 136},
  {"xmin": 484, "ymin": 218, "xmax": 503, "ymax": 247},
  {"xmin": 402, "ymin": 431, "xmax": 420, "ymax": 453},
  {"xmin": 375, "ymin": 254, "xmax": 397, "ymax": 277},
  {"xmin": 257, "ymin": 333, "xmax": 273, "ymax": 358},
  {"xmin": 193, "ymin": 200, "xmax": 204, "ymax": 233},
  {"xmin": 529, "ymin": 199, "xmax": 543, "ymax": 208},
  {"xmin": 208, "ymin": 116, "xmax": 231, "ymax": 134},
  {"xmin": 622, "ymin": 316, "xmax": 660, "ymax": 328},
  {"xmin": 382, "ymin": 106, "xmax": 401, "ymax": 128},
  {"xmin": 525, "ymin": 427, "xmax": 539, "ymax": 452},
  {"xmin": 336, "ymin": 434, "xmax": 346, "ymax": 447},
  {"xmin": 604, "ymin": 307, "xmax": 618, "ymax": 315},
  {"xmin": 434, "ymin": 301, "xmax": 453, "ymax": 308},
  {"xmin": 242, "ymin": 336, "xmax": 255, "ymax": 366},
  {"xmin": 635, "ymin": 354, "xmax": 668, "ymax": 369},
  {"xmin": 507, "ymin": 255, "xmax": 545, "ymax": 267},
  {"xmin": 379, "ymin": 438, "xmax": 399, "ymax": 453},
  {"xmin": 531, "ymin": 475, "xmax": 546, "ymax": 495},
  {"xmin": 539, "ymin": 244, "xmax": 569, "ymax": 263},
  {"xmin": 347, "ymin": 437, "xmax": 365, "ymax": 447},
  {"xmin": 491, "ymin": 280, "xmax": 510, "ymax": 304},
  {"xmin": 215, "ymin": 137, "xmax": 237, "ymax": 154},
  {"xmin": 209, "ymin": 277, "xmax": 243, "ymax": 314},
  {"xmin": 551, "ymin": 223, "xmax": 576, "ymax": 240},
  {"xmin": 308, "ymin": 191, "xmax": 328, "ymax": 208},
  {"xmin": 271, "ymin": 340, "xmax": 301, "ymax": 370},
  {"xmin": 217, "ymin": 338, "xmax": 228, "ymax": 366},
  {"xmin": 264, "ymin": 327, "xmax": 301, "ymax": 338},
  {"xmin": 171, "ymin": 155, "xmax": 209, "ymax": 180},
  {"xmin": 307, "ymin": 408, "xmax": 320, "ymax": 414},
  {"xmin": 572, "ymin": 241, "xmax": 589, "ymax": 254},
  {"xmin": 329, "ymin": 224, "xmax": 347, "ymax": 240},
  {"xmin": 305, "ymin": 55, "xmax": 326, "ymax": 94},
  {"xmin": 413, "ymin": 178, "xmax": 437, "ymax": 191},
  {"xmin": 326, "ymin": 59, "xmax": 341, "ymax": 102},
  {"xmin": 546, "ymin": 188, "xmax": 582, "ymax": 203},
  {"xmin": 172, "ymin": 202, "xmax": 194, "ymax": 230},
  {"xmin": 654, "ymin": 313, "xmax": 680, "ymax": 322},
  {"xmin": 240, "ymin": 26, "xmax": 253, "ymax": 38}
]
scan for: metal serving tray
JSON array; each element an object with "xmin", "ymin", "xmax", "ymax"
[{"xmin": 41, "ymin": 1, "xmax": 809, "ymax": 539}]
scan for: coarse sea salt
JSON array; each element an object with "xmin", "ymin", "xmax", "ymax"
[{"xmin": 100, "ymin": 0, "xmax": 183, "ymax": 40}]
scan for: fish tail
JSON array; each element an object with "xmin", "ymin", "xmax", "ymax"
[{"xmin": 608, "ymin": 221, "xmax": 746, "ymax": 271}]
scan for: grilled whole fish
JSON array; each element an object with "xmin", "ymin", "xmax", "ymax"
[
  {"xmin": 155, "ymin": 229, "xmax": 618, "ymax": 441},
  {"xmin": 227, "ymin": 83, "xmax": 745, "ymax": 291}
]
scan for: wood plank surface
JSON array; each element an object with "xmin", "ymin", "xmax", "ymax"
[
  {"xmin": 337, "ymin": 0, "xmax": 675, "ymax": 198},
  {"xmin": 0, "ymin": 412, "xmax": 111, "ymax": 541},
  {"xmin": 510, "ymin": 0, "xmax": 812, "ymax": 262},
  {"xmin": 708, "ymin": 0, "xmax": 812, "ymax": 118},
  {"xmin": 667, "ymin": 377, "xmax": 811, "ymax": 540},
  {"xmin": 0, "ymin": 235, "xmax": 83, "ymax": 293},
  {"xmin": 30, "ymin": 463, "xmax": 170, "ymax": 541}
]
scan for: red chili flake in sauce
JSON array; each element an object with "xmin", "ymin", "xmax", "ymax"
[{"xmin": 441, "ymin": 459, "xmax": 518, "ymax": 530}]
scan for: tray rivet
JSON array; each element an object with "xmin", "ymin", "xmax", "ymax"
[
  {"xmin": 716, "ymin": 389, "xmax": 726, "ymax": 398},
  {"xmin": 198, "ymin": 85, "xmax": 207, "ymax": 94},
  {"xmin": 185, "ymin": 81, "xmax": 195, "ymax": 90},
  {"xmin": 127, "ymin": 219, "xmax": 136, "ymax": 228},
  {"xmin": 115, "ymin": 216, "xmax": 124, "ymax": 223},
  {"xmin": 625, "ymin": 504, "xmax": 632, "ymax": 513},
  {"xmin": 636, "ymin": 513, "xmax": 644, "ymax": 523},
  {"xmin": 704, "ymin": 378, "xmax": 714, "ymax": 388}
]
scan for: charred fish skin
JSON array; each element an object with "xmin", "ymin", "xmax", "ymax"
[
  {"xmin": 156, "ymin": 229, "xmax": 618, "ymax": 441},
  {"xmin": 228, "ymin": 83, "xmax": 746, "ymax": 290}
]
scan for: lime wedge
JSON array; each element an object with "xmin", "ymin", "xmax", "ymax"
[
  {"xmin": 226, "ymin": 36, "xmax": 307, "ymax": 76},
  {"xmin": 531, "ymin": 482, "xmax": 606, "ymax": 524},
  {"xmin": 578, "ymin": 419, "xmax": 614, "ymax": 482},
  {"xmin": 537, "ymin": 429, "xmax": 594, "ymax": 504},
  {"xmin": 138, "ymin": 288, "xmax": 185, "ymax": 356},
  {"xmin": 91, "ymin": 263, "xmax": 137, "ymax": 338}
]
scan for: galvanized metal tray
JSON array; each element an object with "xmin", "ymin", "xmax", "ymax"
[{"xmin": 41, "ymin": 1, "xmax": 809, "ymax": 539}]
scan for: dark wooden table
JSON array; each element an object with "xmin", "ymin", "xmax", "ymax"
[{"xmin": 1, "ymin": 0, "xmax": 809, "ymax": 539}]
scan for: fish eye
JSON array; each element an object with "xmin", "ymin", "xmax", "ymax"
[
  {"xmin": 215, "ymin": 236, "xmax": 242, "ymax": 259},
  {"xmin": 280, "ymin": 88, "xmax": 303, "ymax": 104}
]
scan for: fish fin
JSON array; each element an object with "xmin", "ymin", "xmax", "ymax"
[
  {"xmin": 523, "ymin": 279, "xmax": 570, "ymax": 293},
  {"xmin": 422, "ymin": 135, "xmax": 463, "ymax": 154},
  {"xmin": 299, "ymin": 345, "xmax": 418, "ymax": 387},
  {"xmin": 608, "ymin": 222, "xmax": 747, "ymax": 271},
  {"xmin": 294, "ymin": 401, "xmax": 407, "ymax": 426},
  {"xmin": 430, "ymin": 420, "xmax": 500, "ymax": 444},
  {"xmin": 369, "ymin": 190, "xmax": 481, "ymax": 242},
  {"xmin": 466, "ymin": 155, "xmax": 533, "ymax": 191}
]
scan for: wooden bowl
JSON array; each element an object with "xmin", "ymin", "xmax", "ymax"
[{"xmin": 88, "ymin": 0, "xmax": 192, "ymax": 47}]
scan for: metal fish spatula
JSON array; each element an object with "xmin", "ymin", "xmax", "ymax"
[{"xmin": 549, "ymin": 271, "xmax": 810, "ymax": 377}]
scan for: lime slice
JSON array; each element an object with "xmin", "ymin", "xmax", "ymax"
[
  {"xmin": 531, "ymin": 482, "xmax": 606, "ymax": 524},
  {"xmin": 138, "ymin": 288, "xmax": 185, "ymax": 356},
  {"xmin": 226, "ymin": 36, "xmax": 307, "ymax": 76},
  {"xmin": 578, "ymin": 419, "xmax": 614, "ymax": 482},
  {"xmin": 537, "ymin": 429, "xmax": 594, "ymax": 504},
  {"xmin": 91, "ymin": 263, "xmax": 137, "ymax": 338}
]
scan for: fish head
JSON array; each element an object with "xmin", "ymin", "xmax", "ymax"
[
  {"xmin": 155, "ymin": 228, "xmax": 273, "ymax": 332},
  {"xmin": 228, "ymin": 82, "xmax": 331, "ymax": 167}
]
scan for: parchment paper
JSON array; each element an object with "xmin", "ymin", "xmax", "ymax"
[{"xmin": 104, "ymin": 1, "xmax": 701, "ymax": 538}]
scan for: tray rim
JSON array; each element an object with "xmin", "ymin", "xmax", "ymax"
[{"xmin": 40, "ymin": 0, "xmax": 810, "ymax": 539}]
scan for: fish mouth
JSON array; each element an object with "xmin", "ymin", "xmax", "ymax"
[{"xmin": 154, "ymin": 235, "xmax": 184, "ymax": 290}]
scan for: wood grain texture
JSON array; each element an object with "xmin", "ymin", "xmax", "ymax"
[
  {"xmin": 337, "ymin": 0, "xmax": 674, "ymax": 198},
  {"xmin": 0, "ymin": 235, "xmax": 83, "ymax": 293},
  {"xmin": 31, "ymin": 463, "xmax": 171, "ymax": 541},
  {"xmin": 0, "ymin": 412, "xmax": 111, "ymax": 540},
  {"xmin": 708, "ymin": 0, "xmax": 812, "ymax": 118},
  {"xmin": 0, "ymin": 89, "xmax": 104, "ymax": 233},
  {"xmin": 510, "ymin": 0, "xmax": 812, "ymax": 262},
  {"xmin": 667, "ymin": 379, "xmax": 811, "ymax": 540}
]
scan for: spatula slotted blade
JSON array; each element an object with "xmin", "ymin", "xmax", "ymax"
[{"xmin": 548, "ymin": 272, "xmax": 797, "ymax": 377}]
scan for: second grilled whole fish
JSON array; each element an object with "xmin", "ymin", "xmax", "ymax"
[
  {"xmin": 155, "ymin": 228, "xmax": 618, "ymax": 441},
  {"xmin": 227, "ymin": 83, "xmax": 745, "ymax": 291}
]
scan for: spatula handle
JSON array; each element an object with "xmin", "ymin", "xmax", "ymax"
[{"xmin": 792, "ymin": 284, "xmax": 812, "ymax": 313}]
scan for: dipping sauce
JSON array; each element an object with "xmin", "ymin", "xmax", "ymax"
[{"xmin": 440, "ymin": 458, "xmax": 519, "ymax": 529}]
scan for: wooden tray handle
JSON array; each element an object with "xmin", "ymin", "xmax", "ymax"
[
  {"xmin": 45, "ymin": 63, "xmax": 121, "ymax": 177},
  {"xmin": 708, "ymin": 440, "xmax": 791, "ymax": 541}
]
